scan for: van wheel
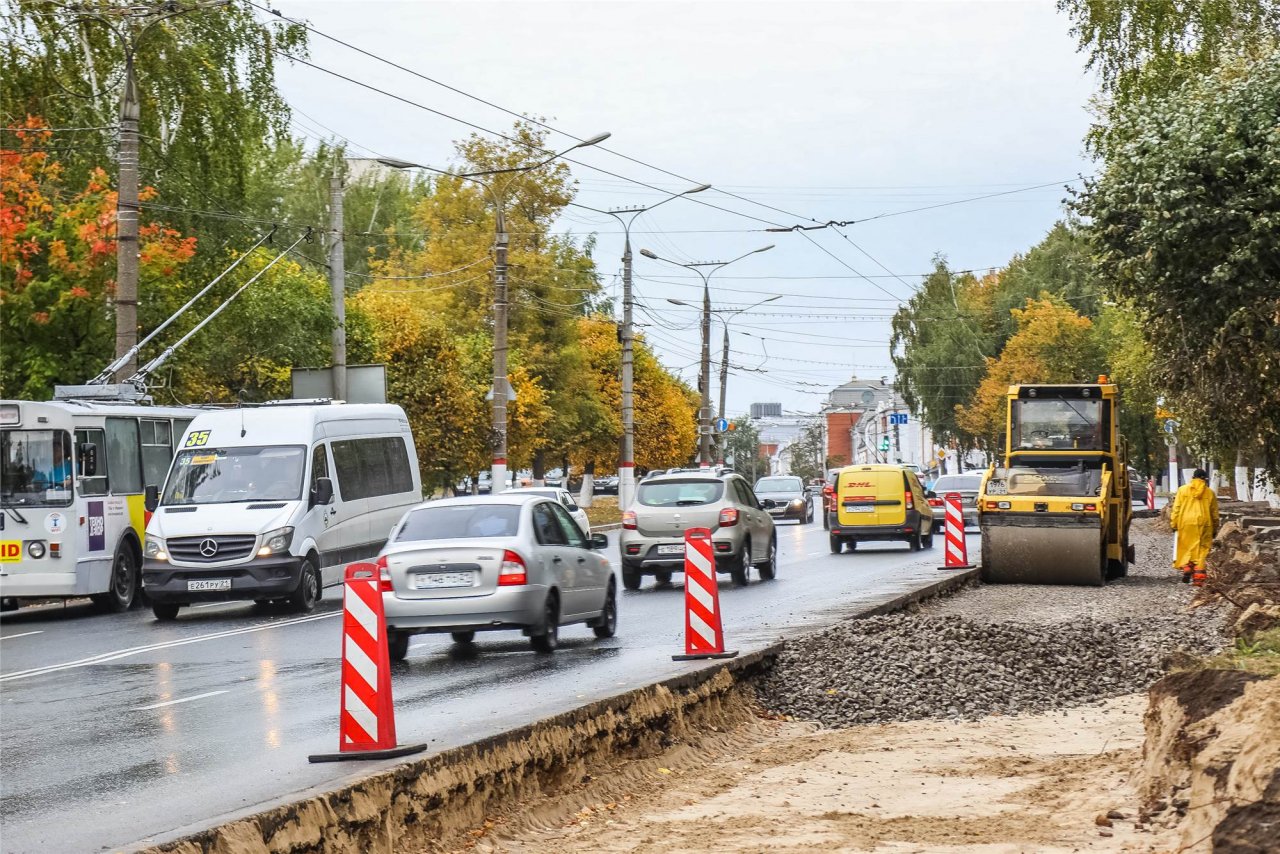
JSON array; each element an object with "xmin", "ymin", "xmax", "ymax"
[
  {"xmin": 152, "ymin": 602, "xmax": 180, "ymax": 621},
  {"xmin": 924, "ymin": 528, "xmax": 935, "ymax": 549},
  {"xmin": 288, "ymin": 558, "xmax": 320, "ymax": 613},
  {"xmin": 910, "ymin": 531, "xmax": 922, "ymax": 551},
  {"xmin": 531, "ymin": 593, "xmax": 560, "ymax": 653},
  {"xmin": 389, "ymin": 630, "xmax": 410, "ymax": 662},
  {"xmin": 92, "ymin": 544, "xmax": 139, "ymax": 613},
  {"xmin": 829, "ymin": 534, "xmax": 842, "ymax": 554}
]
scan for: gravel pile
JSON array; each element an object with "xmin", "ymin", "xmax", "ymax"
[{"xmin": 756, "ymin": 518, "xmax": 1229, "ymax": 727}]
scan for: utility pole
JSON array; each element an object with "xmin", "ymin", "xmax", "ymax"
[
  {"xmin": 328, "ymin": 170, "xmax": 347, "ymax": 401},
  {"xmin": 492, "ymin": 204, "xmax": 511, "ymax": 491},
  {"xmin": 575, "ymin": 185, "xmax": 710, "ymax": 508},
  {"xmin": 68, "ymin": 1, "xmax": 228, "ymax": 380},
  {"xmin": 699, "ymin": 279, "xmax": 713, "ymax": 467}
]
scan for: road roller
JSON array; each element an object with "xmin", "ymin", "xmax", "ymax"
[{"xmin": 977, "ymin": 381, "xmax": 1134, "ymax": 586}]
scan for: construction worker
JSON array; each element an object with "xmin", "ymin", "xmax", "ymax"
[{"xmin": 1170, "ymin": 468, "xmax": 1220, "ymax": 585}]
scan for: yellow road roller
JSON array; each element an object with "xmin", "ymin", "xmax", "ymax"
[{"xmin": 977, "ymin": 381, "xmax": 1134, "ymax": 586}]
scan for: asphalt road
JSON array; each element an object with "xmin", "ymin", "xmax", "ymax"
[{"xmin": 0, "ymin": 522, "xmax": 978, "ymax": 853}]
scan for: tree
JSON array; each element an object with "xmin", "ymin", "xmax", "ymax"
[
  {"xmin": 988, "ymin": 222, "xmax": 1099, "ymax": 342},
  {"xmin": 722, "ymin": 417, "xmax": 763, "ymax": 481},
  {"xmin": 955, "ymin": 297, "xmax": 1104, "ymax": 446},
  {"xmin": 1, "ymin": 121, "xmax": 196, "ymax": 397},
  {"xmin": 1075, "ymin": 50, "xmax": 1280, "ymax": 477},
  {"xmin": 891, "ymin": 258, "xmax": 994, "ymax": 444},
  {"xmin": 789, "ymin": 419, "xmax": 827, "ymax": 482}
]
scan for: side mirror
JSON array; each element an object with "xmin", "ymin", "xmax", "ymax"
[
  {"xmin": 78, "ymin": 443, "xmax": 97, "ymax": 477},
  {"xmin": 144, "ymin": 484, "xmax": 159, "ymax": 513},
  {"xmin": 925, "ymin": 490, "xmax": 937, "ymax": 499},
  {"xmin": 758, "ymin": 500, "xmax": 770, "ymax": 510},
  {"xmin": 589, "ymin": 533, "xmax": 608, "ymax": 550},
  {"xmin": 312, "ymin": 477, "xmax": 334, "ymax": 507}
]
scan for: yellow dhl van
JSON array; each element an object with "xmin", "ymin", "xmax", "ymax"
[{"xmin": 827, "ymin": 464, "xmax": 936, "ymax": 553}]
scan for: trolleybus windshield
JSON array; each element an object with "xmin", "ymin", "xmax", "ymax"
[{"xmin": 1, "ymin": 429, "xmax": 74, "ymax": 507}]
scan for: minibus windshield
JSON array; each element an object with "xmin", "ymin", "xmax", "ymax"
[
  {"xmin": 1, "ymin": 429, "xmax": 73, "ymax": 507},
  {"xmin": 162, "ymin": 445, "xmax": 306, "ymax": 505}
]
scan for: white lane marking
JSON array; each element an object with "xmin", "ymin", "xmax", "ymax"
[
  {"xmin": 134, "ymin": 690, "xmax": 228, "ymax": 711},
  {"xmin": 0, "ymin": 611, "xmax": 339, "ymax": 683},
  {"xmin": 0, "ymin": 631, "xmax": 44, "ymax": 641},
  {"xmin": 805, "ymin": 551, "xmax": 825, "ymax": 557}
]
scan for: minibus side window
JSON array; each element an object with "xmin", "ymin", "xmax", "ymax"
[{"xmin": 310, "ymin": 444, "xmax": 331, "ymax": 502}]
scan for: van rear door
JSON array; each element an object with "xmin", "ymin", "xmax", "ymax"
[{"xmin": 837, "ymin": 469, "xmax": 907, "ymax": 527}]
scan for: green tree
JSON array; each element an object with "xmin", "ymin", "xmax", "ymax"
[
  {"xmin": 723, "ymin": 417, "xmax": 763, "ymax": 481},
  {"xmin": 988, "ymin": 222, "xmax": 1099, "ymax": 342},
  {"xmin": 788, "ymin": 419, "xmax": 827, "ymax": 482},
  {"xmin": 1074, "ymin": 49, "xmax": 1280, "ymax": 477}
]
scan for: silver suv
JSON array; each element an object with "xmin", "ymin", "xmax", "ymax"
[{"xmin": 619, "ymin": 472, "xmax": 777, "ymax": 590}]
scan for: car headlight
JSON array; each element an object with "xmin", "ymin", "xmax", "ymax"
[
  {"xmin": 790, "ymin": 498, "xmax": 806, "ymax": 507},
  {"xmin": 27, "ymin": 540, "xmax": 47, "ymax": 560},
  {"xmin": 144, "ymin": 537, "xmax": 167, "ymax": 561},
  {"xmin": 258, "ymin": 526, "xmax": 294, "ymax": 557}
]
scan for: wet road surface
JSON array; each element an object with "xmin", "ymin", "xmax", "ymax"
[{"xmin": 0, "ymin": 523, "xmax": 977, "ymax": 852}]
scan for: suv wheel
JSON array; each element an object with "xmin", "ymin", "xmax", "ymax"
[
  {"xmin": 729, "ymin": 541, "xmax": 749, "ymax": 586},
  {"xmin": 757, "ymin": 535, "xmax": 777, "ymax": 581},
  {"xmin": 622, "ymin": 565, "xmax": 642, "ymax": 591}
]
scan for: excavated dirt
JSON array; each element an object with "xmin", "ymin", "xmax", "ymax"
[
  {"xmin": 456, "ymin": 694, "xmax": 1178, "ymax": 853},
  {"xmin": 146, "ymin": 662, "xmax": 767, "ymax": 854}
]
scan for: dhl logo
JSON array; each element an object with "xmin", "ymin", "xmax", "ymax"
[
  {"xmin": 842, "ymin": 482, "xmax": 874, "ymax": 488},
  {"xmin": 0, "ymin": 541, "xmax": 21, "ymax": 562}
]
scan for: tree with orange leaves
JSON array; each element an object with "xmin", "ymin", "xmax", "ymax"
[{"xmin": 1, "ymin": 118, "xmax": 195, "ymax": 398}]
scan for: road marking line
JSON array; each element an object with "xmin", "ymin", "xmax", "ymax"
[
  {"xmin": 0, "ymin": 630, "xmax": 44, "ymax": 641},
  {"xmin": 134, "ymin": 690, "xmax": 228, "ymax": 711},
  {"xmin": 0, "ymin": 611, "xmax": 338, "ymax": 683},
  {"xmin": 806, "ymin": 551, "xmax": 825, "ymax": 557}
]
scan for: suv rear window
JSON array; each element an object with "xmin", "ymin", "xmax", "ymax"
[{"xmin": 636, "ymin": 480, "xmax": 724, "ymax": 507}]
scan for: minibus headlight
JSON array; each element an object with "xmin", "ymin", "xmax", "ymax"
[
  {"xmin": 144, "ymin": 537, "xmax": 167, "ymax": 561},
  {"xmin": 258, "ymin": 527, "xmax": 294, "ymax": 557}
]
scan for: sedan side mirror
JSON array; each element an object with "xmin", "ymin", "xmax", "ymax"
[
  {"xmin": 144, "ymin": 484, "xmax": 159, "ymax": 513},
  {"xmin": 925, "ymin": 490, "xmax": 937, "ymax": 499},
  {"xmin": 758, "ymin": 500, "xmax": 770, "ymax": 510},
  {"xmin": 588, "ymin": 533, "xmax": 608, "ymax": 550},
  {"xmin": 312, "ymin": 476, "xmax": 334, "ymax": 507}
]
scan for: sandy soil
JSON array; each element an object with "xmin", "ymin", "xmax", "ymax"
[{"xmin": 457, "ymin": 695, "xmax": 1180, "ymax": 854}]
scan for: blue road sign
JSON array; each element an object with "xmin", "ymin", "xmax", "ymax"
[
  {"xmin": 714, "ymin": 417, "xmax": 729, "ymax": 433},
  {"xmin": 889, "ymin": 413, "xmax": 909, "ymax": 426}
]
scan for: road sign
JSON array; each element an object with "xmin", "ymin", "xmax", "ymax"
[
  {"xmin": 889, "ymin": 413, "xmax": 909, "ymax": 426},
  {"xmin": 937, "ymin": 449, "xmax": 947, "ymax": 460},
  {"xmin": 1163, "ymin": 418, "xmax": 1180, "ymax": 435},
  {"xmin": 714, "ymin": 417, "xmax": 729, "ymax": 433}
]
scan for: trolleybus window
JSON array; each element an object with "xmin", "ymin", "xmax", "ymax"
[
  {"xmin": 1, "ymin": 430, "xmax": 73, "ymax": 506},
  {"xmin": 74, "ymin": 427, "xmax": 109, "ymax": 495},
  {"xmin": 141, "ymin": 419, "xmax": 174, "ymax": 488},
  {"xmin": 105, "ymin": 417, "xmax": 143, "ymax": 494}
]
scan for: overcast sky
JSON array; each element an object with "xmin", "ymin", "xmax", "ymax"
[{"xmin": 269, "ymin": 0, "xmax": 1099, "ymax": 416}]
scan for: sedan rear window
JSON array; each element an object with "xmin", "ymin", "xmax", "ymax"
[
  {"xmin": 395, "ymin": 504, "xmax": 521, "ymax": 541},
  {"xmin": 933, "ymin": 475, "xmax": 982, "ymax": 493},
  {"xmin": 636, "ymin": 480, "xmax": 724, "ymax": 507}
]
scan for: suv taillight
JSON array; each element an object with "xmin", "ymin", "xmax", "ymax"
[
  {"xmin": 499, "ymin": 550, "xmax": 527, "ymax": 586},
  {"xmin": 718, "ymin": 506, "xmax": 739, "ymax": 526},
  {"xmin": 621, "ymin": 510, "xmax": 637, "ymax": 530},
  {"xmin": 376, "ymin": 555, "xmax": 392, "ymax": 592}
]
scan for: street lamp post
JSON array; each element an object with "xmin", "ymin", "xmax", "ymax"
[
  {"xmin": 641, "ymin": 245, "xmax": 774, "ymax": 468},
  {"xmin": 378, "ymin": 131, "xmax": 609, "ymax": 495},
  {"xmin": 574, "ymin": 185, "xmax": 710, "ymax": 509}
]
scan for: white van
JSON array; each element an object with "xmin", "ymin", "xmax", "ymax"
[{"xmin": 141, "ymin": 402, "xmax": 421, "ymax": 620}]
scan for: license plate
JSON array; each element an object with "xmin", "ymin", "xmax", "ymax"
[
  {"xmin": 657, "ymin": 544, "xmax": 685, "ymax": 555},
  {"xmin": 411, "ymin": 571, "xmax": 475, "ymax": 590},
  {"xmin": 844, "ymin": 505, "xmax": 874, "ymax": 513},
  {"xmin": 187, "ymin": 578, "xmax": 231, "ymax": 592}
]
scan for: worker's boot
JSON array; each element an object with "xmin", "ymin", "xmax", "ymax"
[
  {"xmin": 1180, "ymin": 565, "xmax": 1193, "ymax": 584},
  {"xmin": 1191, "ymin": 562, "xmax": 1207, "ymax": 587}
]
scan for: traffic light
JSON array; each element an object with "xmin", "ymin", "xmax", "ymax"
[{"xmin": 879, "ymin": 437, "xmax": 891, "ymax": 452}]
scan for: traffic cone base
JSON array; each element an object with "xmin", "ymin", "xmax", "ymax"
[
  {"xmin": 673, "ymin": 528, "xmax": 738, "ymax": 662},
  {"xmin": 938, "ymin": 492, "xmax": 975, "ymax": 571},
  {"xmin": 309, "ymin": 562, "xmax": 427, "ymax": 764}
]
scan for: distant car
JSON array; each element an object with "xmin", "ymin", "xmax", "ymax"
[
  {"xmin": 926, "ymin": 473, "xmax": 983, "ymax": 529},
  {"xmin": 753, "ymin": 475, "xmax": 814, "ymax": 524},
  {"xmin": 379, "ymin": 494, "xmax": 615, "ymax": 658},
  {"xmin": 594, "ymin": 475, "xmax": 619, "ymax": 496},
  {"xmin": 506, "ymin": 487, "xmax": 590, "ymax": 536},
  {"xmin": 619, "ymin": 472, "xmax": 777, "ymax": 590}
]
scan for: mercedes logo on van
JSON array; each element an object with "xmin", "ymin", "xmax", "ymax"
[{"xmin": 199, "ymin": 538, "xmax": 219, "ymax": 558}]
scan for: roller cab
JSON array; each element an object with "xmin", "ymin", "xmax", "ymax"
[{"xmin": 978, "ymin": 383, "xmax": 1133, "ymax": 586}]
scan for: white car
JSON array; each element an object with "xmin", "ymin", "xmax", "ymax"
[{"xmin": 506, "ymin": 487, "xmax": 590, "ymax": 536}]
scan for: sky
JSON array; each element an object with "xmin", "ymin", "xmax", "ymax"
[{"xmin": 268, "ymin": 0, "xmax": 1100, "ymax": 416}]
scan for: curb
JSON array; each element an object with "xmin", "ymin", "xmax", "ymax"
[{"xmin": 136, "ymin": 567, "xmax": 980, "ymax": 853}]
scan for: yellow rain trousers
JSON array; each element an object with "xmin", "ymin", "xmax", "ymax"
[{"xmin": 1170, "ymin": 478, "xmax": 1220, "ymax": 569}]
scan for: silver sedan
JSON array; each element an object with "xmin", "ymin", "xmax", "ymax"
[{"xmin": 379, "ymin": 494, "xmax": 616, "ymax": 658}]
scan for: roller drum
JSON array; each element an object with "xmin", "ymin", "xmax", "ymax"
[{"xmin": 980, "ymin": 516, "xmax": 1105, "ymax": 586}]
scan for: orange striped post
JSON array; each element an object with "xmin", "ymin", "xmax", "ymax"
[
  {"xmin": 309, "ymin": 563, "xmax": 426, "ymax": 763},
  {"xmin": 937, "ymin": 492, "xmax": 975, "ymax": 571},
  {"xmin": 673, "ymin": 528, "xmax": 738, "ymax": 661}
]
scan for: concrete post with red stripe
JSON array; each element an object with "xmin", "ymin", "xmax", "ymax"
[
  {"xmin": 309, "ymin": 563, "xmax": 427, "ymax": 763},
  {"xmin": 937, "ymin": 492, "xmax": 975, "ymax": 571},
  {"xmin": 673, "ymin": 528, "xmax": 738, "ymax": 661}
]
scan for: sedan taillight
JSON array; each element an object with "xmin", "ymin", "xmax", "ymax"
[
  {"xmin": 927, "ymin": 498, "xmax": 943, "ymax": 508},
  {"xmin": 498, "ymin": 549, "xmax": 527, "ymax": 586},
  {"xmin": 621, "ymin": 510, "xmax": 637, "ymax": 530},
  {"xmin": 376, "ymin": 555, "xmax": 392, "ymax": 592},
  {"xmin": 718, "ymin": 506, "xmax": 739, "ymax": 526}
]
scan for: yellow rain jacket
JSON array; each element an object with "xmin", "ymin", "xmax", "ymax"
[{"xmin": 1170, "ymin": 478, "xmax": 1220, "ymax": 569}]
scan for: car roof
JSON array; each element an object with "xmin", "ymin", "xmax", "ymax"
[
  {"xmin": 642, "ymin": 471, "xmax": 730, "ymax": 482},
  {"xmin": 409, "ymin": 493, "xmax": 550, "ymax": 510}
]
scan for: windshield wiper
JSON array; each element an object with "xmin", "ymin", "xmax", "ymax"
[{"xmin": 1056, "ymin": 395, "xmax": 1096, "ymax": 428}]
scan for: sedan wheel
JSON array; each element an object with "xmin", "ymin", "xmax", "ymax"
[
  {"xmin": 388, "ymin": 630, "xmax": 410, "ymax": 662},
  {"xmin": 592, "ymin": 583, "xmax": 618, "ymax": 639},
  {"xmin": 450, "ymin": 631, "xmax": 475, "ymax": 644},
  {"xmin": 531, "ymin": 594, "xmax": 560, "ymax": 653}
]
